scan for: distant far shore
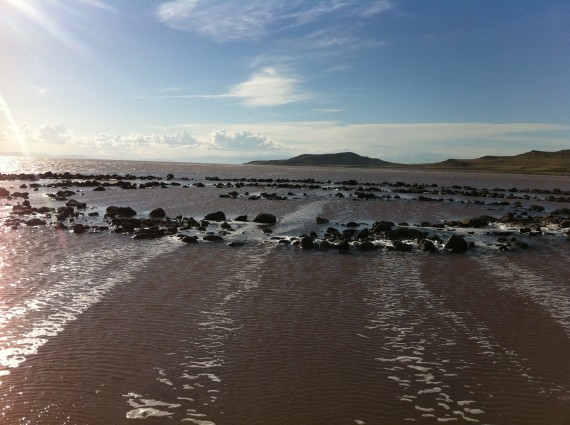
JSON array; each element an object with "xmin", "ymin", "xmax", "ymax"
[
  {"xmin": 2, "ymin": 149, "xmax": 570, "ymax": 175},
  {"xmin": 247, "ymin": 150, "xmax": 570, "ymax": 175}
]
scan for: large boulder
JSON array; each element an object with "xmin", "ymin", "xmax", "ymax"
[
  {"xmin": 149, "ymin": 208, "xmax": 166, "ymax": 218},
  {"xmin": 0, "ymin": 188, "xmax": 9, "ymax": 197},
  {"xmin": 372, "ymin": 221, "xmax": 394, "ymax": 233},
  {"xmin": 57, "ymin": 206, "xmax": 76, "ymax": 220},
  {"xmin": 300, "ymin": 235, "xmax": 314, "ymax": 249},
  {"xmin": 72, "ymin": 223, "xmax": 88, "ymax": 234},
  {"xmin": 204, "ymin": 211, "xmax": 226, "ymax": 221},
  {"xmin": 444, "ymin": 234, "xmax": 469, "ymax": 252},
  {"xmin": 106, "ymin": 206, "xmax": 137, "ymax": 217},
  {"xmin": 253, "ymin": 213, "xmax": 276, "ymax": 224},
  {"xmin": 418, "ymin": 239, "xmax": 437, "ymax": 252}
]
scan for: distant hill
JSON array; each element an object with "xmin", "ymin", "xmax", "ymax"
[
  {"xmin": 247, "ymin": 152, "xmax": 393, "ymax": 167},
  {"xmin": 248, "ymin": 150, "xmax": 570, "ymax": 174},
  {"xmin": 425, "ymin": 150, "xmax": 570, "ymax": 173}
]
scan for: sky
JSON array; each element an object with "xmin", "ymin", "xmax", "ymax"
[{"xmin": 0, "ymin": 0, "xmax": 569, "ymax": 164}]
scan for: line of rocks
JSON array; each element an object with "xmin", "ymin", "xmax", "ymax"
[
  {"xmin": 2, "ymin": 172, "xmax": 570, "ymax": 203},
  {"xmin": 2, "ymin": 192, "xmax": 569, "ymax": 253}
]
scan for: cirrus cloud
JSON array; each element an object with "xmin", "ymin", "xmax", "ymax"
[{"xmin": 156, "ymin": 0, "xmax": 393, "ymax": 43}]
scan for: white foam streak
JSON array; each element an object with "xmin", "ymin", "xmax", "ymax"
[{"xmin": 0, "ymin": 239, "xmax": 177, "ymax": 373}]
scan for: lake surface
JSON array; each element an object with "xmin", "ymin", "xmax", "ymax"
[{"xmin": 1, "ymin": 157, "xmax": 570, "ymax": 424}]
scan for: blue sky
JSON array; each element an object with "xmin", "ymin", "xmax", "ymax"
[{"xmin": 0, "ymin": 0, "xmax": 568, "ymax": 163}]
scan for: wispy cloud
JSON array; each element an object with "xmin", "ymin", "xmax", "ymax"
[
  {"xmin": 228, "ymin": 67, "xmax": 311, "ymax": 107},
  {"xmin": 77, "ymin": 0, "xmax": 119, "ymax": 14},
  {"xmin": 133, "ymin": 67, "xmax": 312, "ymax": 108},
  {"xmin": 313, "ymin": 108, "xmax": 343, "ymax": 113},
  {"xmin": 302, "ymin": 29, "xmax": 390, "ymax": 51},
  {"xmin": 156, "ymin": 0, "xmax": 275, "ymax": 42},
  {"xmin": 156, "ymin": 0, "xmax": 393, "ymax": 43}
]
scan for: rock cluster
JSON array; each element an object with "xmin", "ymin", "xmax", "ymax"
[{"xmin": 1, "ymin": 170, "xmax": 569, "ymax": 254}]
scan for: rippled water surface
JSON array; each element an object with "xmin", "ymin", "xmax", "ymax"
[{"xmin": 1, "ymin": 157, "xmax": 570, "ymax": 424}]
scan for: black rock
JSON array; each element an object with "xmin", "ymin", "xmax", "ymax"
[
  {"xmin": 72, "ymin": 223, "xmax": 88, "ymax": 234},
  {"xmin": 57, "ymin": 206, "xmax": 76, "ymax": 220},
  {"xmin": 300, "ymin": 236, "xmax": 314, "ymax": 249},
  {"xmin": 393, "ymin": 241, "xmax": 412, "ymax": 252},
  {"xmin": 66, "ymin": 199, "xmax": 87, "ymax": 209},
  {"xmin": 178, "ymin": 234, "xmax": 198, "ymax": 243},
  {"xmin": 149, "ymin": 208, "xmax": 166, "ymax": 218},
  {"xmin": 26, "ymin": 218, "xmax": 47, "ymax": 226},
  {"xmin": 228, "ymin": 241, "xmax": 245, "ymax": 247},
  {"xmin": 106, "ymin": 206, "xmax": 137, "ymax": 217},
  {"xmin": 253, "ymin": 213, "xmax": 277, "ymax": 224},
  {"xmin": 372, "ymin": 221, "xmax": 394, "ymax": 233},
  {"xmin": 383, "ymin": 227, "xmax": 426, "ymax": 241},
  {"xmin": 204, "ymin": 211, "xmax": 226, "ymax": 221},
  {"xmin": 132, "ymin": 227, "xmax": 166, "ymax": 239},
  {"xmin": 418, "ymin": 239, "xmax": 437, "ymax": 252},
  {"xmin": 444, "ymin": 234, "xmax": 469, "ymax": 252},
  {"xmin": 221, "ymin": 222, "xmax": 233, "ymax": 230}
]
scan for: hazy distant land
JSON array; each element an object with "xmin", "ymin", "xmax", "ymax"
[{"xmin": 248, "ymin": 150, "xmax": 570, "ymax": 174}]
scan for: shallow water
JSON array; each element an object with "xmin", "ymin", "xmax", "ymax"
[{"xmin": 1, "ymin": 157, "xmax": 570, "ymax": 424}]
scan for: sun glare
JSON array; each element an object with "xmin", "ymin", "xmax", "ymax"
[
  {"xmin": 0, "ymin": 92, "xmax": 29, "ymax": 158},
  {"xmin": 0, "ymin": 0, "xmax": 88, "ymax": 57}
]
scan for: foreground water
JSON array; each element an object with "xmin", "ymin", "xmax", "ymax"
[{"xmin": 1, "ymin": 157, "xmax": 570, "ymax": 424}]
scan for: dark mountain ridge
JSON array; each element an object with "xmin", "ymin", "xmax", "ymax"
[
  {"xmin": 248, "ymin": 151, "xmax": 392, "ymax": 167},
  {"xmin": 248, "ymin": 150, "xmax": 570, "ymax": 174}
]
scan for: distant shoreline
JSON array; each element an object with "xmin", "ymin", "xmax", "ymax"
[
  {"xmin": 247, "ymin": 150, "xmax": 570, "ymax": 175},
  {"xmin": 3, "ymin": 150, "xmax": 570, "ymax": 175}
]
